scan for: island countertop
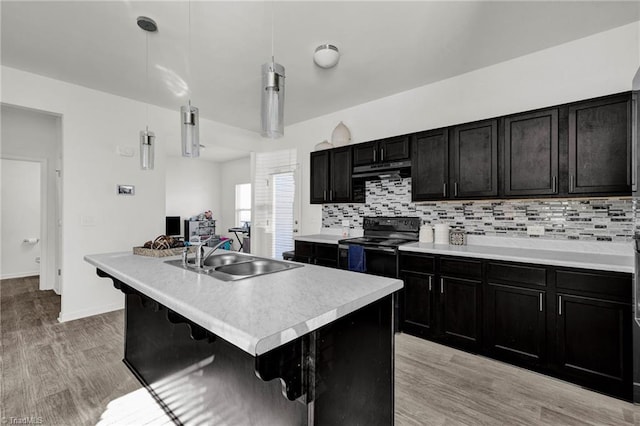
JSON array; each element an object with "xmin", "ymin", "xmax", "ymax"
[{"xmin": 85, "ymin": 252, "xmax": 402, "ymax": 356}]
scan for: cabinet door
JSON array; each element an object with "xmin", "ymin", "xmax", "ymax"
[
  {"xmin": 310, "ymin": 151, "xmax": 329, "ymax": 204},
  {"xmin": 438, "ymin": 276, "xmax": 482, "ymax": 351},
  {"xmin": 379, "ymin": 136, "xmax": 410, "ymax": 162},
  {"xmin": 329, "ymin": 147, "xmax": 352, "ymax": 202},
  {"xmin": 402, "ymin": 272, "xmax": 435, "ymax": 337},
  {"xmin": 452, "ymin": 119, "xmax": 498, "ymax": 198},
  {"xmin": 294, "ymin": 241, "xmax": 314, "ymax": 263},
  {"xmin": 504, "ymin": 109, "xmax": 559, "ymax": 196},
  {"xmin": 412, "ymin": 129, "xmax": 449, "ymax": 201},
  {"xmin": 352, "ymin": 141, "xmax": 378, "ymax": 166},
  {"xmin": 556, "ymin": 293, "xmax": 632, "ymax": 399},
  {"xmin": 314, "ymin": 243, "xmax": 338, "ymax": 267},
  {"xmin": 485, "ymin": 283, "xmax": 546, "ymax": 367},
  {"xmin": 568, "ymin": 95, "xmax": 631, "ymax": 195}
]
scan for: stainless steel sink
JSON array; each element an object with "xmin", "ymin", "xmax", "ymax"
[
  {"xmin": 215, "ymin": 259, "xmax": 298, "ymax": 276},
  {"xmin": 165, "ymin": 252, "xmax": 303, "ymax": 281}
]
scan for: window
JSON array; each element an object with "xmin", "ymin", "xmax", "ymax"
[{"xmin": 235, "ymin": 183, "xmax": 251, "ymax": 227}]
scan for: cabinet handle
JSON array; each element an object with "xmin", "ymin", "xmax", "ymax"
[
  {"xmin": 440, "ymin": 278, "xmax": 444, "ymax": 294},
  {"xmin": 454, "ymin": 182, "xmax": 458, "ymax": 197},
  {"xmin": 569, "ymin": 176, "xmax": 574, "ymax": 192},
  {"xmin": 428, "ymin": 275, "xmax": 432, "ymax": 292},
  {"xmin": 539, "ymin": 293, "xmax": 543, "ymax": 312},
  {"xmin": 381, "ymin": 148, "xmax": 385, "ymax": 162},
  {"xmin": 552, "ymin": 176, "xmax": 557, "ymax": 193},
  {"xmin": 443, "ymin": 182, "xmax": 447, "ymax": 197},
  {"xmin": 558, "ymin": 295, "xmax": 562, "ymax": 316},
  {"xmin": 323, "ymin": 190, "xmax": 327, "ymax": 201},
  {"xmin": 373, "ymin": 149, "xmax": 376, "ymax": 163}
]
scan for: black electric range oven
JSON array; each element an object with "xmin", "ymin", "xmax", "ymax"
[{"xmin": 338, "ymin": 216, "xmax": 421, "ymax": 278}]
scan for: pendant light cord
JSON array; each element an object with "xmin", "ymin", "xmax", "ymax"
[
  {"xmin": 188, "ymin": 0, "xmax": 192, "ymax": 102},
  {"xmin": 145, "ymin": 30, "xmax": 149, "ymax": 132},
  {"xmin": 270, "ymin": 0, "xmax": 274, "ymax": 62}
]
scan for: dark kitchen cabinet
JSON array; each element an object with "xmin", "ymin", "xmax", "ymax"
[
  {"xmin": 402, "ymin": 272, "xmax": 436, "ymax": 338},
  {"xmin": 310, "ymin": 151, "xmax": 330, "ymax": 204},
  {"xmin": 309, "ymin": 147, "xmax": 352, "ymax": 204},
  {"xmin": 555, "ymin": 268, "xmax": 632, "ymax": 399},
  {"xmin": 451, "ymin": 119, "xmax": 498, "ymax": 198},
  {"xmin": 438, "ymin": 257, "xmax": 482, "ymax": 351},
  {"xmin": 352, "ymin": 136, "xmax": 410, "ymax": 166},
  {"xmin": 294, "ymin": 240, "xmax": 338, "ymax": 267},
  {"xmin": 503, "ymin": 108, "xmax": 559, "ymax": 196},
  {"xmin": 411, "ymin": 128, "xmax": 449, "ymax": 201},
  {"xmin": 568, "ymin": 94, "xmax": 631, "ymax": 195},
  {"xmin": 484, "ymin": 262, "xmax": 548, "ymax": 368}
]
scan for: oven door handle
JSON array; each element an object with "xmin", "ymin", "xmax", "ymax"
[{"xmin": 362, "ymin": 246, "xmax": 397, "ymax": 254}]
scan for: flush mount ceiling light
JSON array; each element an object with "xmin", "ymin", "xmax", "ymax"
[
  {"xmin": 261, "ymin": 2, "xmax": 285, "ymax": 138},
  {"xmin": 313, "ymin": 44, "xmax": 340, "ymax": 69},
  {"xmin": 181, "ymin": 0, "xmax": 200, "ymax": 157},
  {"xmin": 138, "ymin": 16, "xmax": 157, "ymax": 170}
]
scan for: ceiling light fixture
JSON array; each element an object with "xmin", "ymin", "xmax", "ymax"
[
  {"xmin": 261, "ymin": 2, "xmax": 285, "ymax": 138},
  {"xmin": 137, "ymin": 16, "xmax": 157, "ymax": 170},
  {"xmin": 314, "ymin": 44, "xmax": 340, "ymax": 69},
  {"xmin": 181, "ymin": 0, "xmax": 200, "ymax": 157}
]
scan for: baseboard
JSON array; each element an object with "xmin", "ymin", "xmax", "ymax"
[
  {"xmin": 1, "ymin": 272, "xmax": 39, "ymax": 280},
  {"xmin": 58, "ymin": 301, "xmax": 124, "ymax": 323}
]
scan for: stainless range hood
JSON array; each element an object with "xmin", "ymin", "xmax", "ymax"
[{"xmin": 352, "ymin": 160, "xmax": 411, "ymax": 181}]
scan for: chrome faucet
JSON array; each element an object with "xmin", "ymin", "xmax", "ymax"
[{"xmin": 183, "ymin": 237, "xmax": 229, "ymax": 269}]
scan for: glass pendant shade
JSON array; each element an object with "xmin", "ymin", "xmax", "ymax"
[
  {"xmin": 261, "ymin": 61, "xmax": 285, "ymax": 138},
  {"xmin": 140, "ymin": 129, "xmax": 155, "ymax": 170},
  {"xmin": 181, "ymin": 103, "xmax": 200, "ymax": 157}
]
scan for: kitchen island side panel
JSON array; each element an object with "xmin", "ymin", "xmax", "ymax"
[{"xmin": 106, "ymin": 273, "xmax": 395, "ymax": 425}]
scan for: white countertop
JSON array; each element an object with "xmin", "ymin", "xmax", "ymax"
[
  {"xmin": 84, "ymin": 252, "xmax": 402, "ymax": 356},
  {"xmin": 294, "ymin": 234, "xmax": 343, "ymax": 244},
  {"xmin": 399, "ymin": 241, "xmax": 634, "ymax": 273}
]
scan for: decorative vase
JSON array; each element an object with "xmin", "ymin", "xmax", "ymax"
[
  {"xmin": 314, "ymin": 140, "xmax": 333, "ymax": 151},
  {"xmin": 331, "ymin": 121, "xmax": 351, "ymax": 146}
]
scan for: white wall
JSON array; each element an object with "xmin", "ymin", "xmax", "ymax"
[
  {"xmin": 0, "ymin": 66, "xmax": 261, "ymax": 322},
  {"xmin": 165, "ymin": 156, "xmax": 222, "ymax": 237},
  {"xmin": 1, "ymin": 159, "xmax": 41, "ymax": 278},
  {"xmin": 1, "ymin": 104, "xmax": 61, "ymax": 291},
  {"xmin": 219, "ymin": 156, "xmax": 251, "ymax": 249},
  {"xmin": 268, "ymin": 22, "xmax": 640, "ymax": 236}
]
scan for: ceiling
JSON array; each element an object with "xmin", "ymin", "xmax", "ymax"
[{"xmin": 2, "ymin": 1, "xmax": 640, "ymax": 158}]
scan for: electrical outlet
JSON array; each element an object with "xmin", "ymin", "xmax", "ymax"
[{"xmin": 527, "ymin": 225, "xmax": 545, "ymax": 236}]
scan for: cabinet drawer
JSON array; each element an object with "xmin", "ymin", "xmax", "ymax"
[
  {"xmin": 487, "ymin": 262, "xmax": 547, "ymax": 288},
  {"xmin": 399, "ymin": 254, "xmax": 435, "ymax": 274},
  {"xmin": 315, "ymin": 243, "xmax": 338, "ymax": 261},
  {"xmin": 294, "ymin": 241, "xmax": 314, "ymax": 258},
  {"xmin": 555, "ymin": 269, "xmax": 631, "ymax": 302},
  {"xmin": 440, "ymin": 257, "xmax": 482, "ymax": 279}
]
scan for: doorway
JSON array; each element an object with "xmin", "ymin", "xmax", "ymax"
[{"xmin": 0, "ymin": 159, "xmax": 42, "ymax": 280}]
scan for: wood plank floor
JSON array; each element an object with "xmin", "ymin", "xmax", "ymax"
[{"xmin": 2, "ymin": 276, "xmax": 640, "ymax": 425}]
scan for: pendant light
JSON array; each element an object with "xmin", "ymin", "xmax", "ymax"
[
  {"xmin": 261, "ymin": 3, "xmax": 285, "ymax": 138},
  {"xmin": 181, "ymin": 0, "xmax": 200, "ymax": 157},
  {"xmin": 138, "ymin": 16, "xmax": 157, "ymax": 170}
]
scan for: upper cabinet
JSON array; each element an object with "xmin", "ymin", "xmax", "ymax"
[
  {"xmin": 451, "ymin": 119, "xmax": 499, "ymax": 198},
  {"xmin": 412, "ymin": 129, "xmax": 449, "ymax": 201},
  {"xmin": 568, "ymin": 94, "xmax": 631, "ymax": 195},
  {"xmin": 310, "ymin": 147, "xmax": 352, "ymax": 204},
  {"xmin": 503, "ymin": 108, "xmax": 559, "ymax": 196},
  {"xmin": 353, "ymin": 136, "xmax": 410, "ymax": 166}
]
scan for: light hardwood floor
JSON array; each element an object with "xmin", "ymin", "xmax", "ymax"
[{"xmin": 2, "ymin": 276, "xmax": 640, "ymax": 425}]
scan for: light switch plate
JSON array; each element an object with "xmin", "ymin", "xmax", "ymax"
[{"xmin": 527, "ymin": 225, "xmax": 545, "ymax": 236}]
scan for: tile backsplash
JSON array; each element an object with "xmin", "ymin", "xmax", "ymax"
[{"xmin": 322, "ymin": 178, "xmax": 638, "ymax": 242}]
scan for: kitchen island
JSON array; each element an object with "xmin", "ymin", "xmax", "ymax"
[{"xmin": 85, "ymin": 251, "xmax": 402, "ymax": 425}]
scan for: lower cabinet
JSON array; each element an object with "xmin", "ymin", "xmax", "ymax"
[
  {"xmin": 556, "ymin": 292, "xmax": 632, "ymax": 398},
  {"xmin": 399, "ymin": 253, "xmax": 632, "ymax": 400},
  {"xmin": 294, "ymin": 241, "xmax": 338, "ymax": 267},
  {"xmin": 485, "ymin": 283, "xmax": 546, "ymax": 367}
]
